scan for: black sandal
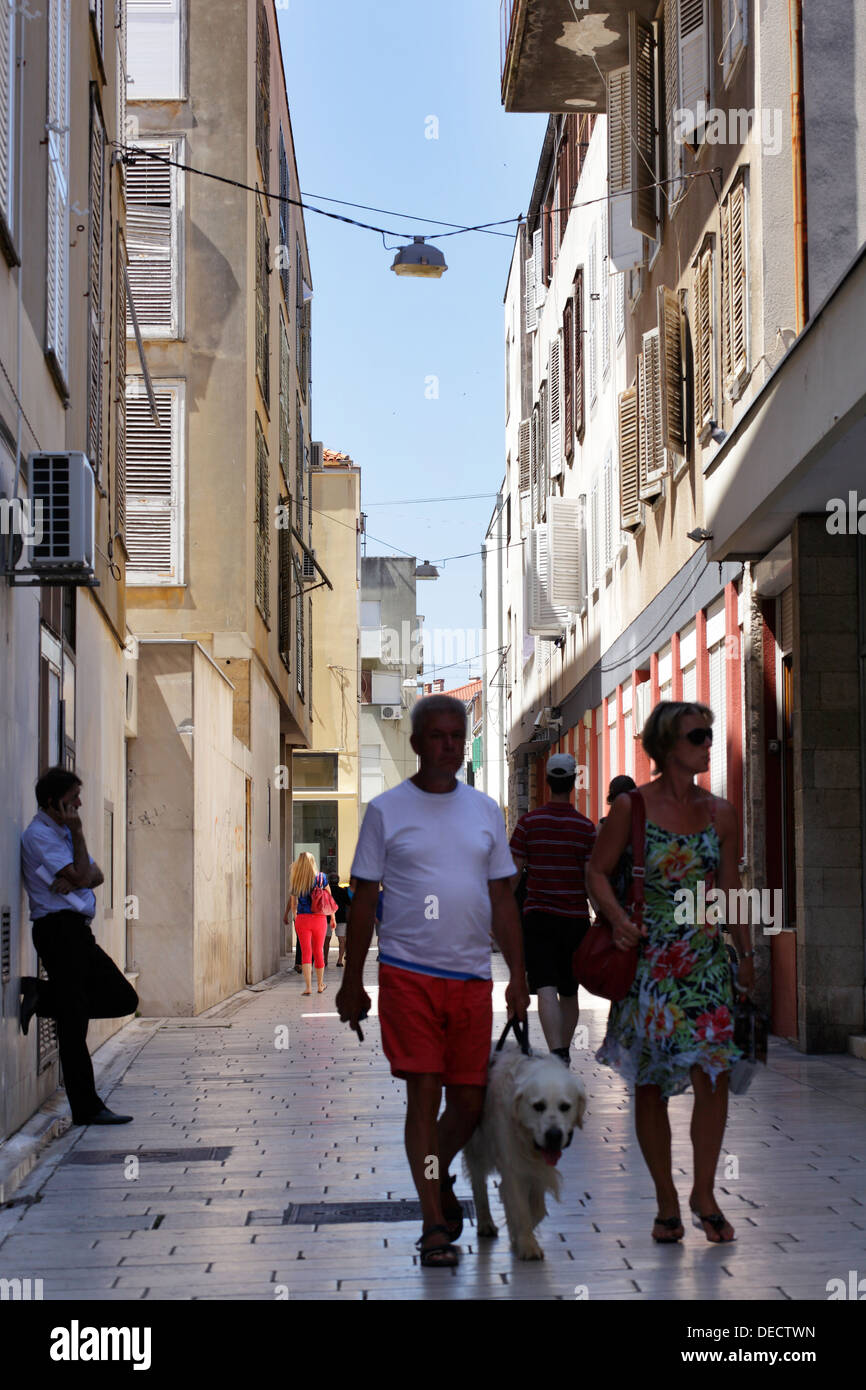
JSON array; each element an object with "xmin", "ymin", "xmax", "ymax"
[
  {"xmin": 415, "ymin": 1224, "xmax": 459, "ymax": 1268},
  {"xmin": 690, "ymin": 1207, "xmax": 735, "ymax": 1243},
  {"xmin": 440, "ymin": 1173, "xmax": 464, "ymax": 1241},
  {"xmin": 652, "ymin": 1214, "xmax": 684, "ymax": 1243}
]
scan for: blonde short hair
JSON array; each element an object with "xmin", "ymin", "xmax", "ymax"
[
  {"xmin": 290, "ymin": 852, "xmax": 317, "ymax": 897},
  {"xmin": 641, "ymin": 700, "xmax": 714, "ymax": 771}
]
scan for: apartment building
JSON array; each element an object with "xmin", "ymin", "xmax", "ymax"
[
  {"xmin": 495, "ymin": 0, "xmax": 866, "ymax": 1051},
  {"xmin": 359, "ymin": 556, "xmax": 424, "ymax": 806},
  {"xmin": 122, "ymin": 0, "xmax": 317, "ymax": 1013},
  {"xmin": 0, "ymin": 0, "xmax": 133, "ymax": 1141},
  {"xmin": 293, "ymin": 449, "xmax": 361, "ymax": 886}
]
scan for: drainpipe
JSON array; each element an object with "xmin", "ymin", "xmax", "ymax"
[{"xmin": 788, "ymin": 0, "xmax": 809, "ymax": 330}]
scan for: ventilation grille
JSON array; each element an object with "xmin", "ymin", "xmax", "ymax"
[
  {"xmin": 1, "ymin": 907, "xmax": 10, "ymax": 985},
  {"xmin": 36, "ymin": 959, "xmax": 58, "ymax": 1073}
]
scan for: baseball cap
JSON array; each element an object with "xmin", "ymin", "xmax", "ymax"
[{"xmin": 547, "ymin": 753, "xmax": 576, "ymax": 777}]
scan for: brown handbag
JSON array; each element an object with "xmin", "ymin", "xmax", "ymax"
[{"xmin": 572, "ymin": 789, "xmax": 646, "ymax": 1002}]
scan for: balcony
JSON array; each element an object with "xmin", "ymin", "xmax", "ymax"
[{"xmin": 500, "ymin": 0, "xmax": 656, "ymax": 113}]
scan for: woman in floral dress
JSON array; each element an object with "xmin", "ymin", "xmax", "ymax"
[{"xmin": 587, "ymin": 702, "xmax": 755, "ymax": 1244}]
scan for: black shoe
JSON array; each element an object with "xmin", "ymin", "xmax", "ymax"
[
  {"xmin": 19, "ymin": 978, "xmax": 40, "ymax": 1036},
  {"xmin": 73, "ymin": 1107, "xmax": 134, "ymax": 1126}
]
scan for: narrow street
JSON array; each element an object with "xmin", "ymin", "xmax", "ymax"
[{"xmin": 1, "ymin": 956, "xmax": 864, "ymax": 1302}]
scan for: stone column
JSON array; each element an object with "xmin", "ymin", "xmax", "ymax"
[{"xmin": 793, "ymin": 517, "xmax": 864, "ymax": 1050}]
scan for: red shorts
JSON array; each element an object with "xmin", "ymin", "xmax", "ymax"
[{"xmin": 378, "ymin": 963, "xmax": 493, "ymax": 1087}]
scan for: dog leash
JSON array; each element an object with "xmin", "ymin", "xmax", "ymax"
[{"xmin": 495, "ymin": 1015, "xmax": 532, "ymax": 1056}]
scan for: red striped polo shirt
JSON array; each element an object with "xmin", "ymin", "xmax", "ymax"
[{"xmin": 509, "ymin": 802, "xmax": 596, "ymax": 919}]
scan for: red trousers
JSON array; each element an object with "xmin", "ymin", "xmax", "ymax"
[{"xmin": 295, "ymin": 912, "xmax": 327, "ymax": 967}]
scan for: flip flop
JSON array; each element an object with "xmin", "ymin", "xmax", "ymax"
[
  {"xmin": 415, "ymin": 1224, "xmax": 459, "ymax": 1268},
  {"xmin": 652, "ymin": 1214, "xmax": 684, "ymax": 1243}
]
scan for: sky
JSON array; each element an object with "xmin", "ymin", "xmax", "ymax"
[{"xmin": 277, "ymin": 0, "xmax": 547, "ymax": 688}]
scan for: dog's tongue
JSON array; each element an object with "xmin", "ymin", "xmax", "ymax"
[{"xmin": 543, "ymin": 1149, "xmax": 562, "ymax": 1167}]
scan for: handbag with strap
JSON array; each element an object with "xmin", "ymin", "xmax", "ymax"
[
  {"xmin": 310, "ymin": 874, "xmax": 339, "ymax": 916},
  {"xmin": 572, "ymin": 788, "xmax": 646, "ymax": 1002}
]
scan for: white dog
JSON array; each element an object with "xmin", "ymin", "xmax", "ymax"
[{"xmin": 463, "ymin": 1047, "xmax": 587, "ymax": 1260}]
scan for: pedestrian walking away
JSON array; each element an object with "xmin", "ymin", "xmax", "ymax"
[
  {"xmin": 19, "ymin": 768, "xmax": 138, "ymax": 1126},
  {"xmin": 328, "ymin": 874, "xmax": 353, "ymax": 967},
  {"xmin": 587, "ymin": 701, "xmax": 755, "ymax": 1246},
  {"xmin": 509, "ymin": 752, "xmax": 595, "ymax": 1066},
  {"xmin": 336, "ymin": 694, "xmax": 530, "ymax": 1269},
  {"xmin": 285, "ymin": 853, "xmax": 336, "ymax": 995}
]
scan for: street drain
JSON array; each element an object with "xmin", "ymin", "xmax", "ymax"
[
  {"xmin": 284, "ymin": 1199, "xmax": 476, "ymax": 1225},
  {"xmin": 62, "ymin": 1146, "xmax": 234, "ymax": 1165}
]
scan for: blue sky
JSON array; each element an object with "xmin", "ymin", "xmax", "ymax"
[{"xmin": 278, "ymin": 0, "xmax": 546, "ymax": 686}]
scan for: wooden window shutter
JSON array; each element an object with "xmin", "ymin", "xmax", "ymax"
[
  {"xmin": 533, "ymin": 227, "xmax": 544, "ymax": 308},
  {"xmin": 548, "ymin": 495, "xmax": 583, "ymax": 611},
  {"xmin": 115, "ymin": 229, "xmax": 127, "ymax": 540},
  {"xmin": 125, "ymin": 382, "xmax": 181, "ymax": 584},
  {"xmin": 278, "ymin": 494, "xmax": 291, "ymax": 667},
  {"xmin": 279, "ymin": 129, "xmax": 290, "ymax": 303},
  {"xmin": 664, "ymin": 0, "xmax": 684, "ymax": 207},
  {"xmin": 293, "ymin": 551, "xmax": 304, "ymax": 698},
  {"xmin": 629, "ymin": 11, "xmax": 657, "ymax": 239},
  {"xmin": 694, "ymin": 245, "xmax": 714, "ymax": 435},
  {"xmin": 518, "ymin": 417, "xmax": 531, "ymax": 493},
  {"xmin": 256, "ymin": 201, "xmax": 270, "ymax": 405},
  {"xmin": 657, "ymin": 285, "xmax": 685, "ymax": 454},
  {"xmin": 603, "ymin": 452, "xmax": 614, "ymax": 570},
  {"xmin": 126, "ymin": 143, "xmax": 175, "ymax": 335},
  {"xmin": 563, "ymin": 298, "xmax": 573, "ymax": 457},
  {"xmin": 589, "ymin": 481, "xmax": 599, "ymax": 589},
  {"xmin": 722, "ymin": 179, "xmax": 748, "ymax": 387},
  {"xmin": 0, "ymin": 0, "xmax": 14, "ymax": 236},
  {"xmin": 588, "ymin": 230, "xmax": 598, "ymax": 403},
  {"xmin": 558, "ymin": 136, "xmax": 569, "ymax": 243},
  {"xmin": 255, "ymin": 417, "xmax": 270, "ymax": 624},
  {"xmin": 618, "ymin": 387, "xmax": 641, "ymax": 529},
  {"xmin": 601, "ymin": 204, "xmax": 611, "ymax": 377},
  {"xmin": 526, "ymin": 524, "xmax": 566, "ymax": 637},
  {"xmin": 88, "ymin": 97, "xmax": 106, "ymax": 476},
  {"xmin": 574, "ymin": 269, "xmax": 584, "ymax": 438},
  {"xmin": 549, "ymin": 336, "xmax": 562, "ymax": 478},
  {"xmin": 530, "ymin": 403, "xmax": 539, "ymax": 524},
  {"xmin": 539, "ymin": 379, "xmax": 548, "ymax": 519},
  {"xmin": 638, "ymin": 330, "xmax": 667, "ymax": 495},
  {"xmin": 678, "ymin": 0, "xmax": 710, "ymax": 139},
  {"xmin": 46, "ymin": 0, "xmax": 70, "ymax": 383},
  {"xmin": 256, "ymin": 0, "xmax": 270, "ymax": 178},
  {"xmin": 524, "ymin": 240, "xmax": 537, "ymax": 334},
  {"xmin": 279, "ymin": 318, "xmax": 291, "ymax": 482}
]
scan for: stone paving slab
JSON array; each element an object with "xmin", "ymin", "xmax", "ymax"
[{"xmin": 1, "ymin": 954, "xmax": 865, "ymax": 1302}]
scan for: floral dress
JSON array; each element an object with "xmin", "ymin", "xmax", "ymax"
[{"xmin": 596, "ymin": 813, "xmax": 741, "ymax": 1098}]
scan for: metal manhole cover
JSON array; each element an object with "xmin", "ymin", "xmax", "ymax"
[
  {"xmin": 62, "ymin": 1146, "xmax": 233, "ymax": 1165},
  {"xmin": 284, "ymin": 1199, "xmax": 476, "ymax": 1225}
]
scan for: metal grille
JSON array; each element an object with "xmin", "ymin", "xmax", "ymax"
[
  {"xmin": 1, "ymin": 907, "xmax": 10, "ymax": 985},
  {"xmin": 63, "ymin": 1146, "xmax": 233, "ymax": 1166},
  {"xmin": 285, "ymin": 1199, "xmax": 476, "ymax": 1226},
  {"xmin": 36, "ymin": 960, "xmax": 58, "ymax": 1074}
]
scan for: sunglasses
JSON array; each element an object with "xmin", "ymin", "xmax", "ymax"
[{"xmin": 684, "ymin": 727, "xmax": 713, "ymax": 746}]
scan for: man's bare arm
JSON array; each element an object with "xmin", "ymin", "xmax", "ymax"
[{"xmin": 489, "ymin": 878, "xmax": 530, "ymax": 1021}]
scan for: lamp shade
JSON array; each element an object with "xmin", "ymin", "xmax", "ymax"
[
  {"xmin": 414, "ymin": 560, "xmax": 439, "ymax": 579},
  {"xmin": 391, "ymin": 237, "xmax": 448, "ymax": 279}
]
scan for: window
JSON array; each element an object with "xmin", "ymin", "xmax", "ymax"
[
  {"xmin": 296, "ymin": 238, "xmax": 311, "ymax": 398},
  {"xmin": 721, "ymin": 0, "xmax": 747, "ymax": 84},
  {"xmin": 88, "ymin": 95, "xmax": 106, "ymax": 477},
  {"xmin": 278, "ymin": 130, "xmax": 290, "ymax": 303},
  {"xmin": 278, "ymin": 493, "xmax": 290, "ymax": 669},
  {"xmin": 588, "ymin": 227, "xmax": 598, "ymax": 406},
  {"xmin": 518, "ymin": 418, "xmax": 531, "ymax": 496},
  {"xmin": 0, "ymin": 0, "xmax": 16, "ymax": 255},
  {"xmin": 293, "ymin": 550, "xmax": 304, "ymax": 698},
  {"xmin": 573, "ymin": 269, "xmax": 584, "ymax": 438},
  {"xmin": 279, "ymin": 315, "xmax": 290, "ymax": 484},
  {"xmin": 562, "ymin": 298, "xmax": 573, "ymax": 459},
  {"xmin": 601, "ymin": 205, "xmax": 610, "ymax": 378},
  {"xmin": 658, "ymin": 643, "xmax": 673, "ymax": 704},
  {"xmin": 125, "ymin": 379, "xmax": 185, "ymax": 585},
  {"xmin": 606, "ymin": 13, "xmax": 657, "ymax": 252},
  {"xmin": 548, "ymin": 336, "xmax": 562, "ymax": 479},
  {"xmin": 292, "ymin": 753, "xmax": 337, "ymax": 790},
  {"xmin": 127, "ymin": 0, "xmax": 183, "ymax": 101},
  {"xmin": 721, "ymin": 174, "xmax": 749, "ymax": 397},
  {"xmin": 295, "ymin": 397, "xmax": 304, "ymax": 529},
  {"xmin": 46, "ymin": 0, "xmax": 70, "ymax": 391},
  {"xmin": 39, "ymin": 626, "xmax": 62, "ymax": 770},
  {"xmin": 293, "ymin": 801, "xmax": 337, "ymax": 878},
  {"xmin": 638, "ymin": 329, "xmax": 667, "ymax": 497},
  {"xmin": 372, "ymin": 672, "xmax": 401, "ymax": 706},
  {"xmin": 255, "ymin": 0, "xmax": 270, "ymax": 179},
  {"xmin": 664, "ymin": 0, "xmax": 711, "ymax": 212},
  {"xmin": 255, "ymin": 416, "xmax": 270, "ymax": 623},
  {"xmin": 618, "ymin": 385, "xmax": 641, "ymax": 530},
  {"xmin": 589, "ymin": 480, "xmax": 599, "ymax": 591},
  {"xmin": 693, "ymin": 241, "xmax": 715, "ymax": 441},
  {"xmin": 125, "ymin": 140, "xmax": 181, "ymax": 338},
  {"xmin": 708, "ymin": 638, "xmax": 727, "ymax": 795},
  {"xmin": 256, "ymin": 200, "xmax": 270, "ymax": 406},
  {"xmin": 615, "ymin": 269, "xmax": 625, "ymax": 341},
  {"xmin": 115, "ymin": 229, "xmax": 127, "ymax": 540},
  {"xmin": 361, "ymin": 745, "xmax": 383, "ymax": 804},
  {"xmin": 360, "ymin": 600, "xmax": 381, "ymax": 628}
]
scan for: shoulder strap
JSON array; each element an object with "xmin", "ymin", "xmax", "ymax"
[{"xmin": 628, "ymin": 790, "xmax": 647, "ymax": 921}]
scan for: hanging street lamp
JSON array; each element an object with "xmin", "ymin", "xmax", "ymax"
[{"xmin": 390, "ymin": 236, "xmax": 448, "ymax": 279}]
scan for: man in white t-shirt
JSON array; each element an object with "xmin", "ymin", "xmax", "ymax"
[{"xmin": 336, "ymin": 695, "xmax": 529, "ymax": 1268}]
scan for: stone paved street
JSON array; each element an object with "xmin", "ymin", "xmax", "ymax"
[{"xmin": 1, "ymin": 954, "xmax": 865, "ymax": 1302}]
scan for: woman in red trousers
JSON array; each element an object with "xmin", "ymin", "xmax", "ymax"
[{"xmin": 284, "ymin": 853, "xmax": 335, "ymax": 995}]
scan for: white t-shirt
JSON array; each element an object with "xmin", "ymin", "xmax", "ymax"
[{"xmin": 350, "ymin": 779, "xmax": 516, "ymax": 981}]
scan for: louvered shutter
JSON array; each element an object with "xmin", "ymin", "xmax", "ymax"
[
  {"xmin": 256, "ymin": 0, "xmax": 270, "ymax": 178},
  {"xmin": 563, "ymin": 299, "xmax": 573, "ymax": 457},
  {"xmin": 664, "ymin": 0, "xmax": 684, "ymax": 207},
  {"xmin": 694, "ymin": 245, "xmax": 714, "ymax": 434},
  {"xmin": 603, "ymin": 451, "xmax": 614, "ymax": 570},
  {"xmin": 588, "ymin": 230, "xmax": 598, "ymax": 403},
  {"xmin": 780, "ymin": 585, "xmax": 793, "ymax": 653},
  {"xmin": 589, "ymin": 481, "xmax": 599, "ymax": 589},
  {"xmin": 548, "ymin": 496, "xmax": 583, "ymax": 611},
  {"xmin": 256, "ymin": 201, "xmax": 270, "ymax": 405},
  {"xmin": 608, "ymin": 66, "xmax": 644, "ymax": 271},
  {"xmin": 88, "ymin": 98, "xmax": 105, "ymax": 475},
  {"xmin": 278, "ymin": 494, "xmax": 291, "ymax": 666},
  {"xmin": 615, "ymin": 269, "xmax": 625, "ymax": 338},
  {"xmin": 115, "ymin": 229, "xmax": 127, "ymax": 539},
  {"xmin": 518, "ymin": 417, "xmax": 531, "ymax": 493},
  {"xmin": 294, "ymin": 552, "xmax": 304, "ymax": 698},
  {"xmin": 679, "ymin": 0, "xmax": 710, "ymax": 139},
  {"xmin": 530, "ymin": 406, "xmax": 539, "ymax": 523},
  {"xmin": 280, "ymin": 318, "xmax": 290, "ymax": 482},
  {"xmin": 0, "ymin": 0, "xmax": 14, "ymax": 235},
  {"xmin": 125, "ymin": 382, "xmax": 182, "ymax": 584},
  {"xmin": 574, "ymin": 270, "xmax": 584, "ymax": 437},
  {"xmin": 524, "ymin": 245, "xmax": 537, "ymax": 333},
  {"xmin": 618, "ymin": 387, "xmax": 641, "ymax": 529},
  {"xmin": 127, "ymin": 0, "xmax": 182, "ymax": 100},
  {"xmin": 255, "ymin": 418, "xmax": 270, "ymax": 623},
  {"xmin": 279, "ymin": 130, "xmax": 290, "ymax": 303},
  {"xmin": 539, "ymin": 379, "xmax": 548, "ymax": 520},
  {"xmin": 533, "ymin": 227, "xmax": 545, "ymax": 308},
  {"xmin": 657, "ymin": 285, "xmax": 685, "ymax": 454},
  {"xmin": 629, "ymin": 11, "xmax": 657, "ymax": 239},
  {"xmin": 46, "ymin": 0, "xmax": 70, "ymax": 382},
  {"xmin": 527, "ymin": 524, "xmax": 567, "ymax": 637},
  {"xmin": 549, "ymin": 336, "xmax": 562, "ymax": 478},
  {"xmin": 89, "ymin": 0, "xmax": 104, "ymax": 53},
  {"xmin": 639, "ymin": 330, "xmax": 667, "ymax": 492},
  {"xmin": 722, "ymin": 180, "xmax": 748, "ymax": 386},
  {"xmin": 601, "ymin": 205, "xmax": 611, "ymax": 377},
  {"xmin": 126, "ymin": 143, "xmax": 175, "ymax": 335}
]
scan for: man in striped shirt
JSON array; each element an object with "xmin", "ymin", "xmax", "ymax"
[{"xmin": 509, "ymin": 753, "xmax": 595, "ymax": 1065}]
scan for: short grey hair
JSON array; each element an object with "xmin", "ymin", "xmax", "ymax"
[{"xmin": 410, "ymin": 694, "xmax": 468, "ymax": 739}]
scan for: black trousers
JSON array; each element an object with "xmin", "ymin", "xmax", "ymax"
[{"xmin": 30, "ymin": 911, "xmax": 139, "ymax": 1122}]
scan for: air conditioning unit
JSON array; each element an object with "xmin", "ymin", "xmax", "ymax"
[
  {"xmin": 380, "ymin": 705, "xmax": 402, "ymax": 721},
  {"xmin": 302, "ymin": 548, "xmax": 316, "ymax": 579},
  {"xmin": 25, "ymin": 453, "xmax": 96, "ymax": 578},
  {"xmin": 310, "ymin": 441, "xmax": 323, "ymax": 470}
]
